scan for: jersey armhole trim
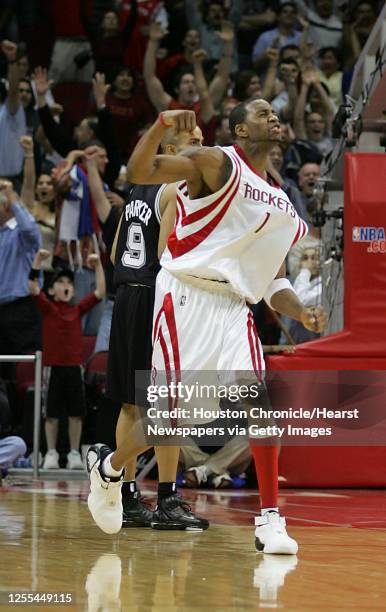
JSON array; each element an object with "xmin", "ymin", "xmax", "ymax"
[{"xmin": 154, "ymin": 184, "xmax": 166, "ymax": 224}]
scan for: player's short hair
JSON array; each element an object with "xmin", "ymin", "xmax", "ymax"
[{"xmin": 229, "ymin": 97, "xmax": 257, "ymax": 139}]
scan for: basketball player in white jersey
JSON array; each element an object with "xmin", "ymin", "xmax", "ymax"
[
  {"xmin": 91, "ymin": 100, "xmax": 326, "ymax": 553},
  {"xmin": 132, "ymin": 100, "xmax": 326, "ymax": 554}
]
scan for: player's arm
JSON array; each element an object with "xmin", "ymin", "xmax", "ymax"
[
  {"xmin": 110, "ymin": 214, "xmax": 123, "ymax": 265},
  {"xmin": 158, "ymin": 183, "xmax": 177, "ymax": 258},
  {"xmin": 264, "ymin": 263, "xmax": 327, "ymax": 333},
  {"xmin": 126, "ymin": 110, "xmax": 224, "ymax": 193}
]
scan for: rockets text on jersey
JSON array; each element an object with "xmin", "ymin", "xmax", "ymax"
[{"xmin": 161, "ymin": 144, "xmax": 308, "ymax": 303}]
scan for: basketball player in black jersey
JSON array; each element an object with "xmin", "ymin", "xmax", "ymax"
[{"xmin": 86, "ymin": 127, "xmax": 209, "ymax": 535}]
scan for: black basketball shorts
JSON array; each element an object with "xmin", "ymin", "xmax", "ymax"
[
  {"xmin": 42, "ymin": 365, "xmax": 86, "ymax": 418},
  {"xmin": 106, "ymin": 284, "xmax": 155, "ymax": 405}
]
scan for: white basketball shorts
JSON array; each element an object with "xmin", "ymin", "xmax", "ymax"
[{"xmin": 152, "ymin": 269, "xmax": 265, "ymax": 389}]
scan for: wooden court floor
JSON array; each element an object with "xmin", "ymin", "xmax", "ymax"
[{"xmin": 1, "ymin": 479, "xmax": 386, "ymax": 611}]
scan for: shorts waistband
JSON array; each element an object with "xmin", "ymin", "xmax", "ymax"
[{"xmin": 163, "ymin": 270, "xmax": 237, "ymax": 298}]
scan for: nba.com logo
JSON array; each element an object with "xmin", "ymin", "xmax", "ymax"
[{"xmin": 352, "ymin": 226, "xmax": 386, "ymax": 253}]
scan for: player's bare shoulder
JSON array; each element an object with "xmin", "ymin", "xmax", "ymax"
[
  {"xmin": 181, "ymin": 146, "xmax": 231, "ymax": 197},
  {"xmin": 159, "ymin": 182, "xmax": 176, "ymax": 217}
]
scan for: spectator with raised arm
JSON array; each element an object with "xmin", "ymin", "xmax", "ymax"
[
  {"xmin": 34, "ymin": 68, "xmax": 120, "ymax": 187},
  {"xmin": 144, "ymin": 23, "xmax": 216, "ymax": 144},
  {"xmin": 157, "ymin": 29, "xmax": 201, "ymax": 89},
  {"xmin": 84, "ymin": 146, "xmax": 123, "ymax": 353},
  {"xmin": 19, "ymin": 135, "xmax": 56, "ymax": 273},
  {"xmin": 252, "ymin": 3, "xmax": 301, "ymax": 76},
  {"xmin": 342, "ymin": 1, "xmax": 377, "ymax": 72},
  {"xmin": 0, "ymin": 180, "xmax": 41, "ymax": 355},
  {"xmin": 318, "ymin": 47, "xmax": 343, "ymax": 107},
  {"xmin": 87, "ymin": 3, "xmax": 138, "ymax": 82},
  {"xmin": 293, "ymin": 68, "xmax": 334, "ymax": 157},
  {"xmin": 29, "ymin": 248, "xmax": 105, "ymax": 470},
  {"xmin": 50, "ymin": 143, "xmax": 109, "ymax": 335},
  {"xmin": 106, "ymin": 66, "xmax": 155, "ymax": 161},
  {"xmin": 268, "ymin": 55, "xmax": 300, "ymax": 122},
  {"xmin": 237, "ymin": 2, "xmax": 277, "ymax": 69},
  {"xmin": 0, "ymin": 41, "xmax": 26, "ymax": 185},
  {"xmin": 118, "ymin": 0, "xmax": 168, "ymax": 72},
  {"xmin": 185, "ymin": 0, "xmax": 241, "ymax": 70},
  {"xmin": 204, "ymin": 21, "xmax": 236, "ymax": 109}
]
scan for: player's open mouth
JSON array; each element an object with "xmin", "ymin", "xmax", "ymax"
[{"xmin": 64, "ymin": 289, "xmax": 69, "ymax": 297}]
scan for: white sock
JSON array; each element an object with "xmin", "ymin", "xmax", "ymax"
[
  {"xmin": 102, "ymin": 453, "xmax": 122, "ymax": 478},
  {"xmin": 261, "ymin": 507, "xmax": 279, "ymax": 516}
]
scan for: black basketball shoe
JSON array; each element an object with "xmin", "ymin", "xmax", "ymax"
[
  {"xmin": 151, "ymin": 494, "xmax": 210, "ymax": 531},
  {"xmin": 122, "ymin": 491, "xmax": 153, "ymax": 528}
]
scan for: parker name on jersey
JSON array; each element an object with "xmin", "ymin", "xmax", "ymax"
[{"xmin": 124, "ymin": 199, "xmax": 153, "ymax": 226}]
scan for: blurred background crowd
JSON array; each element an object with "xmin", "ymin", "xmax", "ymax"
[{"xmin": 0, "ymin": 0, "xmax": 381, "ymax": 483}]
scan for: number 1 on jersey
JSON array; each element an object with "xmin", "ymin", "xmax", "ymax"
[{"xmin": 121, "ymin": 222, "xmax": 146, "ymax": 268}]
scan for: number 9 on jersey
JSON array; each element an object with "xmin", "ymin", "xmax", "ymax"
[{"xmin": 122, "ymin": 222, "xmax": 146, "ymax": 268}]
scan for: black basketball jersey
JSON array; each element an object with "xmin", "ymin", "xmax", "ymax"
[{"xmin": 114, "ymin": 183, "xmax": 164, "ymax": 287}]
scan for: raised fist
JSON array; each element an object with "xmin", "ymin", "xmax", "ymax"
[
  {"xmin": 20, "ymin": 135, "xmax": 34, "ymax": 154},
  {"xmin": 149, "ymin": 21, "xmax": 168, "ymax": 42},
  {"xmin": 192, "ymin": 49, "xmax": 208, "ymax": 64},
  {"xmin": 37, "ymin": 249, "xmax": 51, "ymax": 262},
  {"xmin": 159, "ymin": 110, "xmax": 196, "ymax": 132},
  {"xmin": 87, "ymin": 253, "xmax": 101, "ymax": 268}
]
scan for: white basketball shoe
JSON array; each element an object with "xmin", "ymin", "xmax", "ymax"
[
  {"xmin": 87, "ymin": 444, "xmax": 123, "ymax": 534},
  {"xmin": 254, "ymin": 512, "xmax": 298, "ymax": 554}
]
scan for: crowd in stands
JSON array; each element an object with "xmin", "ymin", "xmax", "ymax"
[{"xmin": 0, "ymin": 0, "xmax": 381, "ymax": 482}]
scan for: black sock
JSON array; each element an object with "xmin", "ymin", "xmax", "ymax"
[
  {"xmin": 122, "ymin": 481, "xmax": 137, "ymax": 498},
  {"xmin": 158, "ymin": 482, "xmax": 177, "ymax": 500}
]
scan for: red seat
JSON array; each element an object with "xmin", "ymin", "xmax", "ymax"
[
  {"xmin": 84, "ymin": 351, "xmax": 108, "ymax": 393},
  {"xmin": 15, "ymin": 358, "xmax": 36, "ymax": 396},
  {"xmin": 82, "ymin": 336, "xmax": 96, "ymax": 365}
]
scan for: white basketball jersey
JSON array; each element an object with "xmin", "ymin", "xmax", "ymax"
[{"xmin": 161, "ymin": 144, "xmax": 308, "ymax": 304}]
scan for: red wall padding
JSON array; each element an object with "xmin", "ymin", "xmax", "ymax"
[{"xmin": 269, "ymin": 153, "xmax": 386, "ymax": 486}]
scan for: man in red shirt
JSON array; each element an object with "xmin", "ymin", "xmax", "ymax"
[
  {"xmin": 118, "ymin": 0, "xmax": 168, "ymax": 72},
  {"xmin": 29, "ymin": 249, "xmax": 105, "ymax": 470},
  {"xmin": 144, "ymin": 22, "xmax": 234, "ymax": 146}
]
